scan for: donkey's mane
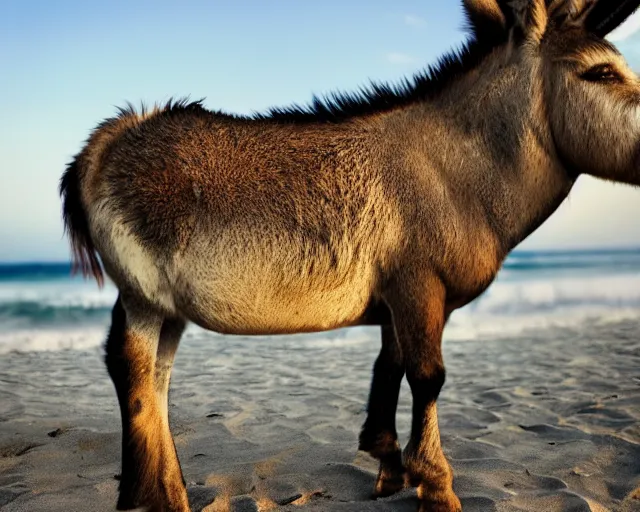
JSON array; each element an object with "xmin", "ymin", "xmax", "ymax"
[
  {"xmin": 146, "ymin": 32, "xmax": 502, "ymax": 125},
  {"xmin": 251, "ymin": 38, "xmax": 496, "ymax": 124}
]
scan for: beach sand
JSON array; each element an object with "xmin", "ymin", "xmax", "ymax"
[{"xmin": 0, "ymin": 320, "xmax": 638, "ymax": 511}]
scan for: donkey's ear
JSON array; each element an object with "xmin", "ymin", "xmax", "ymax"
[
  {"xmin": 463, "ymin": 0, "xmax": 508, "ymax": 42},
  {"xmin": 507, "ymin": 0, "xmax": 550, "ymax": 42},
  {"xmin": 584, "ymin": 0, "xmax": 640, "ymax": 38}
]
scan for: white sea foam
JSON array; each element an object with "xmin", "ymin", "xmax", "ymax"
[
  {"xmin": 467, "ymin": 273, "xmax": 640, "ymax": 315},
  {"xmin": 0, "ymin": 327, "xmax": 108, "ymax": 354},
  {"xmin": 0, "ymin": 280, "xmax": 118, "ymax": 308}
]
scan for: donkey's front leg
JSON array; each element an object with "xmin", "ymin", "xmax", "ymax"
[
  {"xmin": 105, "ymin": 296, "xmax": 189, "ymax": 512},
  {"xmin": 387, "ymin": 278, "xmax": 461, "ymax": 512},
  {"xmin": 359, "ymin": 324, "xmax": 407, "ymax": 498}
]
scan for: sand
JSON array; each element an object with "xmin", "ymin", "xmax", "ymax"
[{"xmin": 0, "ymin": 319, "xmax": 638, "ymax": 511}]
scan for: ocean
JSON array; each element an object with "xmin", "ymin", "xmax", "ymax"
[{"xmin": 1, "ymin": 249, "xmax": 640, "ymax": 354}]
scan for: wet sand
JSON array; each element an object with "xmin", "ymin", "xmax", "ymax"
[{"xmin": 0, "ymin": 320, "xmax": 638, "ymax": 511}]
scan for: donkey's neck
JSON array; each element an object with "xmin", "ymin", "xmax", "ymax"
[{"xmin": 398, "ymin": 57, "xmax": 575, "ymax": 258}]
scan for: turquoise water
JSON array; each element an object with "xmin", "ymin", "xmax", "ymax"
[{"xmin": 1, "ymin": 249, "xmax": 640, "ymax": 352}]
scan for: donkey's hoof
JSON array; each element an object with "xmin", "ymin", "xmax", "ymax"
[
  {"xmin": 116, "ymin": 482, "xmax": 142, "ymax": 511},
  {"xmin": 116, "ymin": 485, "xmax": 189, "ymax": 512},
  {"xmin": 372, "ymin": 469, "xmax": 407, "ymax": 498},
  {"xmin": 116, "ymin": 494, "xmax": 140, "ymax": 511}
]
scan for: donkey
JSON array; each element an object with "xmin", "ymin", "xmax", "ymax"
[{"xmin": 60, "ymin": 0, "xmax": 640, "ymax": 510}]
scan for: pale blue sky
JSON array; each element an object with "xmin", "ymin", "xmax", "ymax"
[{"xmin": 2, "ymin": 1, "xmax": 640, "ymax": 261}]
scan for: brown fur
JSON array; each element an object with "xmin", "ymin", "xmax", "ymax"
[
  {"xmin": 60, "ymin": 1, "xmax": 640, "ymax": 511},
  {"xmin": 105, "ymin": 298, "xmax": 188, "ymax": 511}
]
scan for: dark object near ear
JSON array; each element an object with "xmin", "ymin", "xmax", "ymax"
[
  {"xmin": 462, "ymin": 0, "xmax": 509, "ymax": 44},
  {"xmin": 585, "ymin": 0, "xmax": 640, "ymax": 38}
]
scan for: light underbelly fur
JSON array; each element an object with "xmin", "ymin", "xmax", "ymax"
[
  {"xmin": 174, "ymin": 246, "xmax": 376, "ymax": 335},
  {"xmin": 94, "ymin": 208, "xmax": 377, "ymax": 335}
]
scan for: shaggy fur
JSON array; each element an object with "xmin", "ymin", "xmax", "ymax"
[{"xmin": 60, "ymin": 1, "xmax": 640, "ymax": 511}]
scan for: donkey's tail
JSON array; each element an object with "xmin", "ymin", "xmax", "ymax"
[
  {"xmin": 59, "ymin": 103, "xmax": 168, "ymax": 287},
  {"xmin": 59, "ymin": 157, "xmax": 105, "ymax": 287}
]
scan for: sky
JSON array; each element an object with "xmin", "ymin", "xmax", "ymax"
[{"xmin": 2, "ymin": 1, "xmax": 640, "ymax": 262}]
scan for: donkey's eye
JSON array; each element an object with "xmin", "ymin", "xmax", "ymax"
[{"xmin": 581, "ymin": 64, "xmax": 623, "ymax": 83}]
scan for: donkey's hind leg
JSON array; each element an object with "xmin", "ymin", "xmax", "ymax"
[
  {"xmin": 359, "ymin": 324, "xmax": 407, "ymax": 498},
  {"xmin": 155, "ymin": 317, "xmax": 187, "ymax": 487},
  {"xmin": 105, "ymin": 296, "xmax": 189, "ymax": 512}
]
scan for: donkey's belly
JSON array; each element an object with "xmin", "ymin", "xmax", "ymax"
[
  {"xmin": 174, "ymin": 258, "xmax": 375, "ymax": 335},
  {"xmin": 178, "ymin": 283, "xmax": 372, "ymax": 335}
]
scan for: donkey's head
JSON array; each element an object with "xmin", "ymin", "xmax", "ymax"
[{"xmin": 464, "ymin": 0, "xmax": 640, "ymax": 185}]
